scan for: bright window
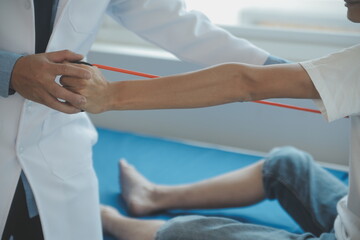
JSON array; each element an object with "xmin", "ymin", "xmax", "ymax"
[
  {"xmin": 185, "ymin": 0, "xmax": 359, "ymax": 33},
  {"xmin": 95, "ymin": 0, "xmax": 360, "ymax": 62}
]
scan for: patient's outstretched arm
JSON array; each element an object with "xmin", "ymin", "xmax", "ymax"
[{"xmin": 60, "ymin": 63, "xmax": 319, "ymax": 113}]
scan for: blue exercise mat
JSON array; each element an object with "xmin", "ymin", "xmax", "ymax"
[{"xmin": 93, "ymin": 128, "xmax": 348, "ymax": 240}]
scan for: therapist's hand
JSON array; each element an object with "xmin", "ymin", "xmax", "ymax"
[
  {"xmin": 60, "ymin": 65, "xmax": 112, "ymax": 114},
  {"xmin": 11, "ymin": 50, "xmax": 91, "ymax": 114}
]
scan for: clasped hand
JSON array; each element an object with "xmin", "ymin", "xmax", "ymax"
[
  {"xmin": 11, "ymin": 50, "xmax": 110, "ymax": 114},
  {"xmin": 60, "ymin": 63, "xmax": 111, "ymax": 114}
]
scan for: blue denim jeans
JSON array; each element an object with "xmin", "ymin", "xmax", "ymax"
[{"xmin": 155, "ymin": 147, "xmax": 348, "ymax": 240}]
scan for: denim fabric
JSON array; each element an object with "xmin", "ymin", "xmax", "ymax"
[
  {"xmin": 21, "ymin": 172, "xmax": 39, "ymax": 218},
  {"xmin": 156, "ymin": 146, "xmax": 347, "ymax": 240},
  {"xmin": 263, "ymin": 147, "xmax": 347, "ymax": 236},
  {"xmin": 0, "ymin": 51, "xmax": 22, "ymax": 97}
]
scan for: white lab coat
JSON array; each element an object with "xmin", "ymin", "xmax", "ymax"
[{"xmin": 0, "ymin": 0, "xmax": 269, "ymax": 239}]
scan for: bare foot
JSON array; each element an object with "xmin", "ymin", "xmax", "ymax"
[
  {"xmin": 101, "ymin": 205, "xmax": 125, "ymax": 235},
  {"xmin": 100, "ymin": 205, "xmax": 165, "ymax": 240},
  {"xmin": 119, "ymin": 159, "xmax": 162, "ymax": 216}
]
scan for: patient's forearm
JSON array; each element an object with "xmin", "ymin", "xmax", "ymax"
[
  {"xmin": 245, "ymin": 63, "xmax": 319, "ymax": 100},
  {"xmin": 108, "ymin": 64, "xmax": 250, "ymax": 110},
  {"xmin": 107, "ymin": 63, "xmax": 319, "ymax": 111}
]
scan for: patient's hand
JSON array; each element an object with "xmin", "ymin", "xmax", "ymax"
[{"xmin": 60, "ymin": 64, "xmax": 111, "ymax": 113}]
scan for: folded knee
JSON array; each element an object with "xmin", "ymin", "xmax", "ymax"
[
  {"xmin": 262, "ymin": 146, "xmax": 316, "ymax": 199},
  {"xmin": 264, "ymin": 146, "xmax": 314, "ymax": 175}
]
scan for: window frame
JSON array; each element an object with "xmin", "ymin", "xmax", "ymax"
[{"xmin": 94, "ymin": 16, "xmax": 360, "ymax": 62}]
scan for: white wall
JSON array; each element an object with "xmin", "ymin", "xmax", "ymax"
[{"xmin": 87, "ymin": 29, "xmax": 358, "ymax": 167}]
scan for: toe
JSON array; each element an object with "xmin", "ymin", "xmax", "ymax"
[{"xmin": 119, "ymin": 158, "xmax": 128, "ymax": 168}]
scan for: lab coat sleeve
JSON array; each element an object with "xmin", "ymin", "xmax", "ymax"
[
  {"xmin": 0, "ymin": 50, "xmax": 22, "ymax": 97},
  {"xmin": 106, "ymin": 0, "xmax": 270, "ymax": 67}
]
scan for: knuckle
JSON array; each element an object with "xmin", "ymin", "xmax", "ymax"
[
  {"xmin": 63, "ymin": 49, "xmax": 71, "ymax": 56},
  {"xmin": 59, "ymin": 65, "xmax": 68, "ymax": 75},
  {"xmin": 51, "ymin": 87, "xmax": 62, "ymax": 98},
  {"xmin": 76, "ymin": 66, "xmax": 91, "ymax": 78},
  {"xmin": 64, "ymin": 91, "xmax": 81, "ymax": 106},
  {"xmin": 77, "ymin": 80, "xmax": 87, "ymax": 88},
  {"xmin": 39, "ymin": 61, "xmax": 48, "ymax": 70}
]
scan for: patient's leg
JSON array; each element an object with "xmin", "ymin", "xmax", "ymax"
[
  {"xmin": 120, "ymin": 158, "xmax": 265, "ymax": 216},
  {"xmin": 101, "ymin": 205, "xmax": 164, "ymax": 240}
]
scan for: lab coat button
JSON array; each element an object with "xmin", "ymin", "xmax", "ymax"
[
  {"xmin": 24, "ymin": 0, "xmax": 31, "ymax": 10},
  {"xmin": 26, "ymin": 105, "xmax": 32, "ymax": 113},
  {"xmin": 19, "ymin": 146, "xmax": 24, "ymax": 153},
  {"xmin": 25, "ymin": 101, "xmax": 32, "ymax": 113}
]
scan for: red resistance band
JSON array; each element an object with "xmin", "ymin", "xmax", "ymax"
[{"xmin": 93, "ymin": 63, "xmax": 322, "ymax": 115}]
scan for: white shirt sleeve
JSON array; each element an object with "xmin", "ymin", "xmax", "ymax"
[
  {"xmin": 106, "ymin": 0, "xmax": 270, "ymax": 67},
  {"xmin": 300, "ymin": 44, "xmax": 360, "ymax": 122}
]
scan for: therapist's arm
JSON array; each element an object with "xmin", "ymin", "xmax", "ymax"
[
  {"xmin": 0, "ymin": 51, "xmax": 22, "ymax": 97},
  {"xmin": 108, "ymin": 0, "xmax": 271, "ymax": 66},
  {"xmin": 60, "ymin": 63, "xmax": 319, "ymax": 113},
  {"xmin": 9, "ymin": 50, "xmax": 92, "ymax": 114}
]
